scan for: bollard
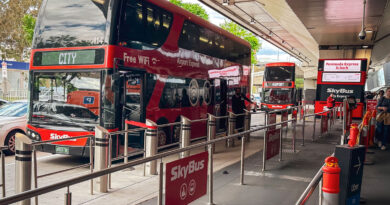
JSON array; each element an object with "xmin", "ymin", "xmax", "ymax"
[
  {"xmin": 227, "ymin": 112, "xmax": 236, "ymax": 148},
  {"xmin": 262, "ymin": 112, "xmax": 268, "ymax": 172},
  {"xmin": 15, "ymin": 133, "xmax": 32, "ymax": 205},
  {"xmin": 145, "ymin": 119, "xmax": 158, "ymax": 175},
  {"xmin": 65, "ymin": 186, "xmax": 72, "ymax": 205},
  {"xmin": 312, "ymin": 115, "xmax": 317, "ymax": 141},
  {"xmin": 124, "ymin": 122, "xmax": 129, "ymax": 163},
  {"xmin": 94, "ymin": 126, "xmax": 109, "ymax": 193},
  {"xmin": 180, "ymin": 116, "xmax": 191, "ymax": 158},
  {"xmin": 207, "ymin": 114, "xmax": 216, "ymax": 153},
  {"xmin": 244, "ymin": 110, "xmax": 251, "ymax": 142},
  {"xmin": 302, "ymin": 115, "xmax": 306, "ymax": 146},
  {"xmin": 322, "ymin": 156, "xmax": 340, "ymax": 205},
  {"xmin": 240, "ymin": 135, "xmax": 246, "ymax": 185}
]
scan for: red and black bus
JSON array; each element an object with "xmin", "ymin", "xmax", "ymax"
[
  {"xmin": 260, "ymin": 62, "xmax": 301, "ymax": 110},
  {"xmin": 27, "ymin": 0, "xmax": 251, "ymax": 157},
  {"xmin": 314, "ymin": 59, "xmax": 367, "ymax": 118}
]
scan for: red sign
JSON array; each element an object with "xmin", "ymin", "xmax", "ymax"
[
  {"xmin": 366, "ymin": 100, "xmax": 377, "ymax": 112},
  {"xmin": 268, "ymin": 113, "xmax": 276, "ymax": 130},
  {"xmin": 165, "ymin": 152, "xmax": 208, "ymax": 205},
  {"xmin": 321, "ymin": 115, "xmax": 328, "ymax": 134},
  {"xmin": 266, "ymin": 128, "xmax": 280, "ymax": 160},
  {"xmin": 282, "ymin": 111, "xmax": 288, "ymax": 127}
]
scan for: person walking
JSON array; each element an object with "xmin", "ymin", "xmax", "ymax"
[
  {"xmin": 326, "ymin": 93, "xmax": 336, "ymax": 109},
  {"xmin": 374, "ymin": 90, "xmax": 384, "ymax": 100},
  {"xmin": 375, "ymin": 87, "xmax": 390, "ymax": 150},
  {"xmin": 232, "ymin": 88, "xmax": 252, "ymax": 129}
]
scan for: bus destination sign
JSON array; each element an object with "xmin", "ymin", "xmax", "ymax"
[{"xmin": 33, "ymin": 49, "xmax": 105, "ymax": 66}]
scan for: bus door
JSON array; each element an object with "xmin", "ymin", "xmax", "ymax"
[{"xmin": 120, "ymin": 71, "xmax": 146, "ymax": 152}]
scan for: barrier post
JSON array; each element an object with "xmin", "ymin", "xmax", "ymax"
[
  {"xmin": 207, "ymin": 115, "xmax": 215, "ymax": 205},
  {"xmin": 322, "ymin": 156, "xmax": 340, "ymax": 205},
  {"xmin": 312, "ymin": 115, "xmax": 317, "ymax": 141},
  {"xmin": 240, "ymin": 135, "xmax": 246, "ymax": 185},
  {"xmin": 124, "ymin": 123, "xmax": 129, "ymax": 163},
  {"xmin": 320, "ymin": 114, "xmax": 323, "ymax": 137},
  {"xmin": 15, "ymin": 133, "xmax": 32, "ymax": 205},
  {"xmin": 1, "ymin": 149, "xmax": 5, "ymax": 197},
  {"xmin": 64, "ymin": 186, "xmax": 72, "ymax": 205},
  {"xmin": 262, "ymin": 112, "xmax": 268, "ymax": 172},
  {"xmin": 94, "ymin": 126, "xmax": 109, "ymax": 193},
  {"xmin": 227, "ymin": 112, "xmax": 236, "ymax": 148},
  {"xmin": 180, "ymin": 116, "xmax": 191, "ymax": 158},
  {"xmin": 158, "ymin": 159, "xmax": 163, "ymax": 205},
  {"xmin": 279, "ymin": 126, "xmax": 283, "ymax": 162},
  {"xmin": 302, "ymin": 115, "xmax": 306, "ymax": 146},
  {"xmin": 341, "ymin": 99, "xmax": 347, "ymax": 145},
  {"xmin": 293, "ymin": 109, "xmax": 297, "ymax": 153},
  {"xmin": 244, "ymin": 110, "xmax": 251, "ymax": 142},
  {"xmin": 207, "ymin": 114, "xmax": 216, "ymax": 153},
  {"xmin": 145, "ymin": 119, "xmax": 158, "ymax": 175}
]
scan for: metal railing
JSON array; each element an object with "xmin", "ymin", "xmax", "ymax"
[
  {"xmin": 0, "ymin": 117, "xmax": 295, "ymax": 205},
  {"xmin": 1, "ymin": 103, "xmax": 347, "ymax": 205},
  {"xmin": 0, "ymin": 147, "xmax": 6, "ymax": 197}
]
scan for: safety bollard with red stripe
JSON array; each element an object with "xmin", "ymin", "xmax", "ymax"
[
  {"xmin": 322, "ymin": 156, "xmax": 341, "ymax": 205},
  {"xmin": 348, "ymin": 123, "xmax": 359, "ymax": 147}
]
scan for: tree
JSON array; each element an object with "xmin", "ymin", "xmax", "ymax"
[
  {"xmin": 0, "ymin": 0, "xmax": 42, "ymax": 61},
  {"xmin": 220, "ymin": 20, "xmax": 260, "ymax": 65},
  {"xmin": 22, "ymin": 14, "xmax": 36, "ymax": 46},
  {"xmin": 170, "ymin": 0, "xmax": 209, "ymax": 20}
]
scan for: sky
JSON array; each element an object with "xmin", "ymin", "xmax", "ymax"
[{"xmin": 181, "ymin": 0, "xmax": 300, "ymax": 65}]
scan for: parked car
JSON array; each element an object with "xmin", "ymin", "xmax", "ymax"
[
  {"xmin": 0, "ymin": 101, "xmax": 27, "ymax": 155},
  {"xmin": 0, "ymin": 99, "xmax": 8, "ymax": 107}
]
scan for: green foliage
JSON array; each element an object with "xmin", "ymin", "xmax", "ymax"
[
  {"xmin": 22, "ymin": 14, "xmax": 36, "ymax": 46},
  {"xmin": 295, "ymin": 78, "xmax": 304, "ymax": 88},
  {"xmin": 170, "ymin": 0, "xmax": 209, "ymax": 20},
  {"xmin": 220, "ymin": 20, "xmax": 260, "ymax": 65}
]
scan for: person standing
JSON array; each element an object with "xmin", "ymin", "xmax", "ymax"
[
  {"xmin": 232, "ymin": 88, "xmax": 252, "ymax": 129},
  {"xmin": 375, "ymin": 90, "xmax": 384, "ymax": 100},
  {"xmin": 376, "ymin": 87, "xmax": 390, "ymax": 150},
  {"xmin": 326, "ymin": 93, "xmax": 335, "ymax": 109}
]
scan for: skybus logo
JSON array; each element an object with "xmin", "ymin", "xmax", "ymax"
[
  {"xmin": 170, "ymin": 159, "xmax": 205, "ymax": 181},
  {"xmin": 326, "ymin": 88, "xmax": 353, "ymax": 94},
  {"xmin": 50, "ymin": 133, "xmax": 76, "ymax": 141}
]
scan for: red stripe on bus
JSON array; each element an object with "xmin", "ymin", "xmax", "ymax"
[{"xmin": 125, "ymin": 120, "xmax": 157, "ymax": 130}]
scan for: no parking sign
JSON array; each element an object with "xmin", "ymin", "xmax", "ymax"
[{"xmin": 165, "ymin": 152, "xmax": 208, "ymax": 205}]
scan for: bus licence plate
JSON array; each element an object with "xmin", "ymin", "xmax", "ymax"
[{"xmin": 56, "ymin": 146, "xmax": 69, "ymax": 155}]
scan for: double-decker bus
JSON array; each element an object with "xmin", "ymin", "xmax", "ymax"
[
  {"xmin": 260, "ymin": 62, "xmax": 302, "ymax": 110},
  {"xmin": 315, "ymin": 59, "xmax": 367, "ymax": 118},
  {"xmin": 27, "ymin": 0, "xmax": 251, "ymax": 157}
]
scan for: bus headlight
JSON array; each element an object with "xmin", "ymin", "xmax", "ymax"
[{"xmin": 27, "ymin": 129, "xmax": 41, "ymax": 141}]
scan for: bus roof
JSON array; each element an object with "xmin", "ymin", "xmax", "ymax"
[
  {"xmin": 150, "ymin": 0, "xmax": 251, "ymax": 49},
  {"xmin": 265, "ymin": 62, "xmax": 295, "ymax": 67}
]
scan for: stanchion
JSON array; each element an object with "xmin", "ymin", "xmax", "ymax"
[
  {"xmin": 180, "ymin": 116, "xmax": 191, "ymax": 158},
  {"xmin": 341, "ymin": 99, "xmax": 347, "ymax": 145},
  {"xmin": 262, "ymin": 112, "xmax": 268, "ymax": 172},
  {"xmin": 145, "ymin": 119, "xmax": 158, "ymax": 175},
  {"xmin": 208, "ymin": 114, "xmax": 215, "ymax": 205},
  {"xmin": 312, "ymin": 115, "xmax": 317, "ymax": 141},
  {"xmin": 279, "ymin": 126, "xmax": 283, "ymax": 162},
  {"xmin": 65, "ymin": 186, "xmax": 72, "ymax": 205},
  {"xmin": 1, "ymin": 149, "xmax": 5, "ymax": 197},
  {"xmin": 89, "ymin": 137, "xmax": 94, "ymax": 195},
  {"xmin": 302, "ymin": 115, "xmax": 306, "ymax": 146},
  {"xmin": 15, "ymin": 133, "xmax": 32, "ymax": 205},
  {"xmin": 158, "ymin": 159, "xmax": 163, "ymax": 205},
  {"xmin": 293, "ymin": 109, "xmax": 297, "ymax": 153},
  {"xmin": 207, "ymin": 114, "xmax": 216, "ymax": 153},
  {"xmin": 94, "ymin": 126, "xmax": 109, "ymax": 193},
  {"xmin": 124, "ymin": 122, "xmax": 129, "ymax": 163},
  {"xmin": 227, "ymin": 112, "xmax": 236, "ymax": 148},
  {"xmin": 240, "ymin": 135, "xmax": 246, "ymax": 185},
  {"xmin": 322, "ymin": 156, "xmax": 340, "ymax": 205},
  {"xmin": 244, "ymin": 110, "xmax": 250, "ymax": 142}
]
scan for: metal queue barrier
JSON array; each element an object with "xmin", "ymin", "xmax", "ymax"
[{"xmin": 3, "ymin": 103, "xmax": 348, "ymax": 205}]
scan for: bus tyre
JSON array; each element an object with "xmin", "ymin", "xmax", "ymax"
[
  {"xmin": 4, "ymin": 130, "xmax": 18, "ymax": 155},
  {"xmin": 158, "ymin": 127, "xmax": 169, "ymax": 147}
]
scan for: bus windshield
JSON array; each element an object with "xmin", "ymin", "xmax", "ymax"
[
  {"xmin": 31, "ymin": 72, "xmax": 101, "ymax": 131},
  {"xmin": 33, "ymin": 0, "xmax": 109, "ymax": 49},
  {"xmin": 264, "ymin": 66, "xmax": 294, "ymax": 82},
  {"xmin": 263, "ymin": 88, "xmax": 293, "ymax": 104}
]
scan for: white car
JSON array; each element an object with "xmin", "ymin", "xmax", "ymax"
[{"xmin": 0, "ymin": 101, "xmax": 27, "ymax": 155}]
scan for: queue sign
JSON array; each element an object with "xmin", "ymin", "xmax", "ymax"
[{"xmin": 165, "ymin": 152, "xmax": 208, "ymax": 205}]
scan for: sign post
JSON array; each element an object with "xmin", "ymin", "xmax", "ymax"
[{"xmin": 165, "ymin": 152, "xmax": 208, "ymax": 205}]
